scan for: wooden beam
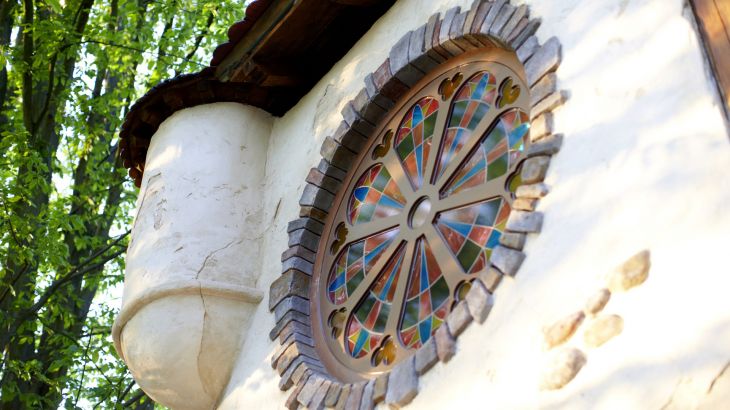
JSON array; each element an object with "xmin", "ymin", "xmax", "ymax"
[{"xmin": 690, "ymin": 0, "xmax": 730, "ymax": 122}]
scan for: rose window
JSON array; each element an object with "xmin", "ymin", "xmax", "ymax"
[{"xmin": 311, "ymin": 54, "xmax": 531, "ymax": 381}]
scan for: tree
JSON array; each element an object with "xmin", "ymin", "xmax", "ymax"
[{"xmin": 0, "ymin": 0, "xmax": 241, "ymax": 407}]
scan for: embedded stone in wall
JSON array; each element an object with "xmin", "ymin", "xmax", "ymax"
[
  {"xmin": 506, "ymin": 210, "xmax": 544, "ymax": 233},
  {"xmin": 415, "ymin": 339, "xmax": 439, "ymax": 375},
  {"xmin": 540, "ymin": 348, "xmax": 587, "ymax": 390},
  {"xmin": 478, "ymin": 267, "xmax": 503, "ymax": 293},
  {"xmin": 447, "ymin": 301, "xmax": 473, "ymax": 336},
  {"xmin": 490, "ymin": 245, "xmax": 526, "ymax": 276},
  {"xmin": 584, "ymin": 314, "xmax": 624, "ymax": 348},
  {"xmin": 585, "ymin": 289, "xmax": 611, "ymax": 316},
  {"xmin": 543, "ymin": 311, "xmax": 585, "ymax": 349},
  {"xmin": 530, "ymin": 113, "xmax": 554, "ymax": 141},
  {"xmin": 373, "ymin": 373, "xmax": 389, "ymax": 403},
  {"xmin": 607, "ymin": 250, "xmax": 651, "ymax": 292},
  {"xmin": 465, "ymin": 280, "xmax": 495, "ymax": 323},
  {"xmin": 324, "ymin": 382, "xmax": 342, "ymax": 408},
  {"xmin": 385, "ymin": 356, "xmax": 419, "ymax": 408},
  {"xmin": 521, "ymin": 155, "xmax": 551, "ymax": 184},
  {"xmin": 499, "ymin": 231, "xmax": 527, "ymax": 250},
  {"xmin": 434, "ymin": 324, "xmax": 456, "ymax": 362},
  {"xmin": 525, "ymin": 37, "xmax": 562, "ymax": 86},
  {"xmin": 527, "ymin": 133, "xmax": 563, "ymax": 157},
  {"xmin": 516, "ymin": 182, "xmax": 550, "ymax": 199},
  {"xmin": 513, "ymin": 197, "xmax": 538, "ymax": 212}
]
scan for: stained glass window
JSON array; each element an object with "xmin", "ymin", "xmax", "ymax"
[{"xmin": 313, "ymin": 56, "xmax": 531, "ymax": 377}]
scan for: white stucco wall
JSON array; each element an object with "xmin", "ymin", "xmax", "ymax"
[{"xmin": 141, "ymin": 0, "xmax": 728, "ymax": 408}]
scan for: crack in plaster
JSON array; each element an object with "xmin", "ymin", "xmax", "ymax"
[
  {"xmin": 195, "ymin": 239, "xmax": 238, "ymax": 279},
  {"xmin": 707, "ymin": 361, "xmax": 730, "ymax": 394}
]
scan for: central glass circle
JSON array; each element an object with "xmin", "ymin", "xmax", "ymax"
[{"xmin": 408, "ymin": 196, "xmax": 432, "ymax": 228}]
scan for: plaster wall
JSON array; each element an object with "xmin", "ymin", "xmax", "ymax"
[{"xmin": 207, "ymin": 0, "xmax": 730, "ymax": 408}]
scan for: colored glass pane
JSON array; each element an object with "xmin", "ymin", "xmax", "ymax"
[
  {"xmin": 348, "ymin": 164, "xmax": 406, "ymax": 225},
  {"xmin": 442, "ymin": 109, "xmax": 530, "ymax": 197},
  {"xmin": 394, "ymin": 97, "xmax": 440, "ymax": 189},
  {"xmin": 435, "ymin": 197, "xmax": 511, "ymax": 274},
  {"xmin": 434, "ymin": 71, "xmax": 497, "ymax": 182},
  {"xmin": 346, "ymin": 246, "xmax": 407, "ymax": 358},
  {"xmin": 327, "ymin": 228, "xmax": 399, "ymax": 304},
  {"xmin": 399, "ymin": 238, "xmax": 450, "ymax": 349}
]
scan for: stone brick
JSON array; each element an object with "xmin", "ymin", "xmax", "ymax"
[
  {"xmin": 360, "ymin": 379, "xmax": 375, "ymax": 410},
  {"xmin": 516, "ymin": 35, "xmax": 539, "ymax": 63},
  {"xmin": 297, "ymin": 376, "xmax": 324, "ymax": 408},
  {"xmin": 513, "ymin": 197, "xmax": 538, "ymax": 212},
  {"xmin": 317, "ymin": 158, "xmax": 347, "ymax": 182},
  {"xmin": 320, "ymin": 136, "xmax": 357, "ymax": 171},
  {"xmin": 479, "ymin": 0, "xmax": 507, "ymax": 37},
  {"xmin": 274, "ymin": 296, "xmax": 311, "ymax": 323},
  {"xmin": 425, "ymin": 12, "xmax": 448, "ymax": 62},
  {"xmin": 288, "ymin": 228, "xmax": 321, "ymax": 253},
  {"xmin": 287, "ymin": 217, "xmax": 325, "ymax": 235},
  {"xmin": 531, "ymin": 73, "xmax": 557, "ymax": 107},
  {"xmin": 515, "ymin": 182, "xmax": 549, "ymax": 199},
  {"xmin": 449, "ymin": 11, "xmax": 474, "ymax": 51},
  {"xmin": 510, "ymin": 18, "xmax": 541, "ymax": 50},
  {"xmin": 286, "ymin": 375, "xmax": 309, "ymax": 410},
  {"xmin": 540, "ymin": 348, "xmax": 587, "ymax": 390},
  {"xmin": 279, "ymin": 360, "xmax": 305, "ymax": 391},
  {"xmin": 543, "ymin": 311, "xmax": 585, "ymax": 349},
  {"xmin": 489, "ymin": 4, "xmax": 515, "ymax": 38},
  {"xmin": 607, "ymin": 250, "xmax": 651, "ymax": 292},
  {"xmin": 521, "ymin": 155, "xmax": 551, "ymax": 184},
  {"xmin": 310, "ymin": 379, "xmax": 331, "ymax": 410},
  {"xmin": 468, "ymin": 0, "xmax": 494, "ymax": 46},
  {"xmin": 585, "ymin": 289, "xmax": 611, "ymax": 316},
  {"xmin": 408, "ymin": 24, "xmax": 440, "ymax": 73},
  {"xmin": 291, "ymin": 359, "xmax": 316, "ymax": 385},
  {"xmin": 331, "ymin": 119, "xmax": 369, "ymax": 153},
  {"xmin": 365, "ymin": 73, "xmax": 396, "ymax": 111},
  {"xmin": 434, "ymin": 324, "xmax": 456, "ymax": 362},
  {"xmin": 373, "ymin": 373, "xmax": 389, "ymax": 403},
  {"xmin": 415, "ymin": 338, "xmax": 438, "ymax": 375},
  {"xmin": 506, "ymin": 210, "xmax": 544, "ymax": 233},
  {"xmin": 490, "ymin": 245, "xmax": 526, "ymax": 276},
  {"xmin": 371, "ymin": 59, "xmax": 410, "ymax": 102},
  {"xmin": 269, "ymin": 310, "xmax": 310, "ymax": 341},
  {"xmin": 390, "ymin": 30, "xmax": 425, "ymax": 87},
  {"xmin": 385, "ymin": 356, "xmax": 418, "ymax": 408},
  {"xmin": 299, "ymin": 205, "xmax": 329, "ymax": 224},
  {"xmin": 477, "ymin": 267, "xmax": 503, "ymax": 293},
  {"xmin": 346, "ymin": 383, "xmax": 365, "ymax": 410},
  {"xmin": 525, "ymin": 37, "xmax": 562, "ymax": 86},
  {"xmin": 465, "ymin": 280, "xmax": 494, "ymax": 323},
  {"xmin": 446, "ymin": 301, "xmax": 473, "ymax": 337},
  {"xmin": 300, "ymin": 183, "xmax": 335, "ymax": 212},
  {"xmin": 438, "ymin": 6, "xmax": 463, "ymax": 56},
  {"xmin": 530, "ymin": 113, "xmax": 554, "ymax": 141},
  {"xmin": 463, "ymin": 0, "xmax": 486, "ymax": 46},
  {"xmin": 500, "ymin": 5, "xmax": 527, "ymax": 39},
  {"xmin": 351, "ymin": 87, "xmax": 388, "ymax": 126},
  {"xmin": 281, "ymin": 245, "xmax": 317, "ymax": 264},
  {"xmin": 324, "ymin": 382, "xmax": 342, "ymax": 408},
  {"xmin": 499, "ymin": 231, "xmax": 527, "ymax": 250},
  {"xmin": 305, "ymin": 168, "xmax": 342, "ymax": 196},
  {"xmin": 505, "ymin": 17, "xmax": 528, "ymax": 45},
  {"xmin": 342, "ymin": 101, "xmax": 376, "ymax": 138},
  {"xmin": 334, "ymin": 384, "xmax": 351, "ymax": 410},
  {"xmin": 282, "ymin": 257, "xmax": 314, "ymax": 277},
  {"xmin": 275, "ymin": 341, "xmax": 320, "ymax": 376},
  {"xmin": 527, "ymin": 133, "xmax": 563, "ymax": 157},
  {"xmin": 269, "ymin": 269, "xmax": 311, "ymax": 311},
  {"xmin": 273, "ymin": 333, "xmax": 316, "ymax": 368},
  {"xmin": 584, "ymin": 314, "xmax": 623, "ymax": 347}
]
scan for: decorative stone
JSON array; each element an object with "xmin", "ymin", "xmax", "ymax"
[
  {"xmin": 479, "ymin": 0, "xmax": 507, "ymax": 36},
  {"xmin": 324, "ymin": 382, "xmax": 342, "ymax": 408},
  {"xmin": 299, "ymin": 183, "xmax": 335, "ymax": 212},
  {"xmin": 515, "ymin": 182, "xmax": 549, "ymax": 199},
  {"xmin": 274, "ymin": 296, "xmax": 311, "ymax": 323},
  {"xmin": 489, "ymin": 4, "xmax": 515, "ymax": 37},
  {"xmin": 521, "ymin": 155, "xmax": 551, "ymax": 184},
  {"xmin": 477, "ymin": 266, "xmax": 503, "ymax": 293},
  {"xmin": 385, "ymin": 356, "xmax": 418, "ymax": 408},
  {"xmin": 527, "ymin": 133, "xmax": 563, "ymax": 157},
  {"xmin": 275, "ymin": 342, "xmax": 319, "ymax": 375},
  {"xmin": 320, "ymin": 136, "xmax": 357, "ymax": 171},
  {"xmin": 513, "ymin": 197, "xmax": 538, "ymax": 212},
  {"xmin": 270, "ymin": 310, "xmax": 310, "ymax": 341},
  {"xmin": 424, "ymin": 12, "xmax": 447, "ymax": 63},
  {"xmin": 607, "ymin": 250, "xmax": 651, "ymax": 292},
  {"xmin": 531, "ymin": 73, "xmax": 557, "ymax": 107},
  {"xmin": 306, "ymin": 167, "xmax": 343, "ymax": 196},
  {"xmin": 530, "ymin": 113, "xmax": 554, "ymax": 141},
  {"xmin": 438, "ymin": 6, "xmax": 463, "ymax": 56},
  {"xmin": 360, "ymin": 379, "xmax": 375, "ymax": 410},
  {"xmin": 372, "ymin": 59, "xmax": 409, "ymax": 102},
  {"xmin": 281, "ymin": 245, "xmax": 316, "ymax": 264},
  {"xmin": 299, "ymin": 205, "xmax": 328, "ymax": 224},
  {"xmin": 447, "ymin": 301, "xmax": 473, "ymax": 336},
  {"xmin": 463, "ymin": 0, "xmax": 486, "ymax": 46},
  {"xmin": 540, "ymin": 348, "xmax": 587, "ymax": 390},
  {"xmin": 318, "ymin": 158, "xmax": 347, "ymax": 182},
  {"xmin": 390, "ymin": 30, "xmax": 424, "ymax": 87},
  {"xmin": 415, "ymin": 338, "xmax": 438, "ymax": 375},
  {"xmin": 281, "ymin": 257, "xmax": 314, "ymax": 276},
  {"xmin": 346, "ymin": 382, "xmax": 366, "ymax": 410},
  {"xmin": 585, "ymin": 289, "xmax": 611, "ymax": 315},
  {"xmin": 468, "ymin": 0, "xmax": 494, "ymax": 46},
  {"xmin": 276, "ymin": 320, "xmax": 313, "ymax": 346},
  {"xmin": 408, "ymin": 24, "xmax": 440, "ymax": 73},
  {"xmin": 351, "ymin": 88, "xmax": 388, "ymax": 127},
  {"xmin": 287, "ymin": 217, "xmax": 324, "ymax": 235},
  {"xmin": 584, "ymin": 314, "xmax": 624, "ymax": 347},
  {"xmin": 516, "ymin": 35, "xmax": 539, "ymax": 63},
  {"xmin": 291, "ymin": 359, "xmax": 315, "ymax": 385},
  {"xmin": 465, "ymin": 280, "xmax": 494, "ymax": 323},
  {"xmin": 297, "ymin": 376, "xmax": 324, "ymax": 408},
  {"xmin": 334, "ymin": 384, "xmax": 352, "ymax": 410},
  {"xmin": 531, "ymin": 91, "xmax": 568, "ymax": 119},
  {"xmin": 342, "ymin": 101, "xmax": 376, "ymax": 138},
  {"xmin": 499, "ymin": 231, "xmax": 527, "ymax": 250},
  {"xmin": 288, "ymin": 228, "xmax": 320, "ymax": 253},
  {"xmin": 286, "ymin": 375, "xmax": 309, "ymax": 410},
  {"xmin": 434, "ymin": 324, "xmax": 456, "ymax": 362},
  {"xmin": 451, "ymin": 11, "xmax": 476, "ymax": 51},
  {"xmin": 310, "ymin": 380, "xmax": 331, "ymax": 410},
  {"xmin": 500, "ymin": 4, "xmax": 528, "ymax": 39},
  {"xmin": 269, "ymin": 269, "xmax": 311, "ymax": 311},
  {"xmin": 505, "ymin": 16, "xmax": 527, "ymax": 44},
  {"xmin": 373, "ymin": 373, "xmax": 389, "ymax": 403},
  {"xmin": 490, "ymin": 245, "xmax": 526, "ymax": 276},
  {"xmin": 506, "ymin": 210, "xmax": 543, "ymax": 233},
  {"xmin": 525, "ymin": 37, "xmax": 562, "ymax": 86},
  {"xmin": 278, "ymin": 359, "xmax": 302, "ymax": 391},
  {"xmin": 509, "ymin": 18, "xmax": 540, "ymax": 49},
  {"xmin": 543, "ymin": 311, "xmax": 585, "ymax": 349}
]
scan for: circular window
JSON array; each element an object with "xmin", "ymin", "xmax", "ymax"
[{"xmin": 311, "ymin": 49, "xmax": 531, "ymax": 381}]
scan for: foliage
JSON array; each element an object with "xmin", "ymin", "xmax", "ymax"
[{"xmin": 0, "ymin": 0, "xmax": 242, "ymax": 407}]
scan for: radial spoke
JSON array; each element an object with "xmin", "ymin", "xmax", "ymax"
[
  {"xmin": 423, "ymin": 228, "xmax": 465, "ymax": 292},
  {"xmin": 346, "ymin": 214, "xmax": 401, "ymax": 245},
  {"xmin": 341, "ymin": 236, "xmax": 405, "ymax": 314},
  {"xmin": 423, "ymin": 97, "xmax": 450, "ymax": 186},
  {"xmin": 382, "ymin": 140, "xmax": 417, "ymax": 201},
  {"xmin": 433, "ymin": 175, "xmax": 509, "ymax": 213},
  {"xmin": 383, "ymin": 240, "xmax": 416, "ymax": 339}
]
